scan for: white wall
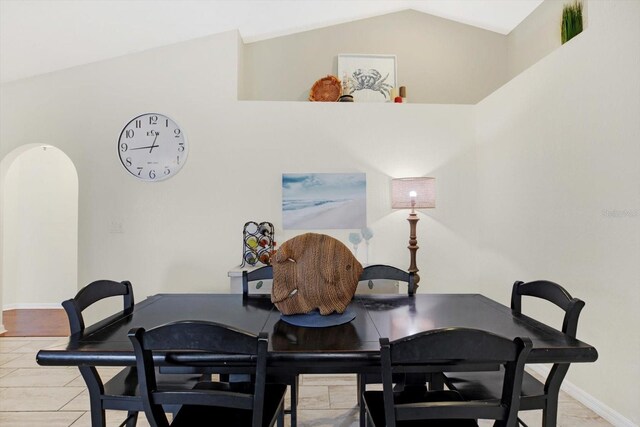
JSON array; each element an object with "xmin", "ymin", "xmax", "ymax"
[
  {"xmin": 244, "ymin": 9, "xmax": 508, "ymax": 104},
  {"xmin": 506, "ymin": 0, "xmax": 564, "ymax": 79},
  {"xmin": 0, "ymin": 30, "xmax": 479, "ymax": 303},
  {"xmin": 2, "ymin": 146, "xmax": 78, "ymax": 306},
  {"xmin": 475, "ymin": 0, "xmax": 640, "ymax": 424}
]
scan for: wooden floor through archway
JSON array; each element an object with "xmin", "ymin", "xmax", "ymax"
[{"xmin": 1, "ymin": 309, "xmax": 69, "ymax": 337}]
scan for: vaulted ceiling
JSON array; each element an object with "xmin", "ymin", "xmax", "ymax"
[{"xmin": 0, "ymin": 0, "xmax": 543, "ymax": 83}]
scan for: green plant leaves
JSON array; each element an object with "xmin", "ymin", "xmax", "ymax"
[{"xmin": 562, "ymin": 1, "xmax": 584, "ymax": 44}]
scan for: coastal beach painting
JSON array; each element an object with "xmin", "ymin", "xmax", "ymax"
[{"xmin": 282, "ymin": 173, "xmax": 366, "ymax": 230}]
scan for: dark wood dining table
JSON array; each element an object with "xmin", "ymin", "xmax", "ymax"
[
  {"xmin": 37, "ymin": 292, "xmax": 597, "ymax": 373},
  {"xmin": 36, "ymin": 293, "xmax": 598, "ymax": 427}
]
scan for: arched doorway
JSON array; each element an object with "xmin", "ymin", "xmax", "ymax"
[{"xmin": 0, "ymin": 144, "xmax": 78, "ymax": 332}]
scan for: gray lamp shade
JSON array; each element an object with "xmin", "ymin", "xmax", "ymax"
[{"xmin": 391, "ymin": 177, "xmax": 436, "ymax": 209}]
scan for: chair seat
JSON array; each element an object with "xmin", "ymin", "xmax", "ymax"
[
  {"xmin": 363, "ymin": 389, "xmax": 479, "ymax": 427},
  {"xmin": 170, "ymin": 382, "xmax": 287, "ymax": 427},
  {"xmin": 445, "ymin": 369, "xmax": 547, "ymax": 410}
]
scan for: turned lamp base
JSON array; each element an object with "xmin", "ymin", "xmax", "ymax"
[{"xmin": 407, "ymin": 212, "xmax": 420, "ymax": 288}]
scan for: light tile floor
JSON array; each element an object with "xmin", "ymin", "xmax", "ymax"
[{"xmin": 0, "ymin": 336, "xmax": 611, "ymax": 427}]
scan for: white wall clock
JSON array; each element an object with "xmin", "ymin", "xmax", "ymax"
[{"xmin": 118, "ymin": 113, "xmax": 188, "ymax": 181}]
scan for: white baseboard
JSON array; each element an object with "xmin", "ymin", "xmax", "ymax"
[
  {"xmin": 528, "ymin": 365, "xmax": 637, "ymax": 427},
  {"xmin": 2, "ymin": 303, "xmax": 62, "ymax": 310}
]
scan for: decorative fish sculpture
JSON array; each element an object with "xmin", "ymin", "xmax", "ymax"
[{"xmin": 271, "ymin": 233, "xmax": 363, "ymax": 315}]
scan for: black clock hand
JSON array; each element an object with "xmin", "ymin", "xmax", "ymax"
[
  {"xmin": 148, "ymin": 133, "xmax": 159, "ymax": 153},
  {"xmin": 130, "ymin": 133, "xmax": 160, "ymax": 151},
  {"xmin": 130, "ymin": 145, "xmax": 160, "ymax": 150}
]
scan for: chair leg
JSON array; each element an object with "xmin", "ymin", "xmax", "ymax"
[
  {"xmin": 277, "ymin": 406, "xmax": 285, "ymax": 427},
  {"xmin": 123, "ymin": 411, "xmax": 138, "ymax": 427},
  {"xmin": 358, "ymin": 374, "xmax": 366, "ymax": 427},
  {"xmin": 364, "ymin": 406, "xmax": 373, "ymax": 427},
  {"xmin": 90, "ymin": 408, "xmax": 107, "ymax": 427},
  {"xmin": 80, "ymin": 366, "xmax": 107, "ymax": 427},
  {"xmin": 543, "ymin": 398, "xmax": 559, "ymax": 427},
  {"xmin": 290, "ymin": 375, "xmax": 299, "ymax": 427}
]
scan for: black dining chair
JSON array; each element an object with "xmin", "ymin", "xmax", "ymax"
[
  {"xmin": 128, "ymin": 320, "xmax": 287, "ymax": 427},
  {"xmin": 356, "ymin": 264, "xmax": 416, "ymax": 427},
  {"xmin": 362, "ymin": 328, "xmax": 532, "ymax": 427},
  {"xmin": 445, "ymin": 280, "xmax": 585, "ymax": 427},
  {"xmin": 63, "ymin": 280, "xmax": 200, "ymax": 427},
  {"xmin": 242, "ymin": 265, "xmax": 300, "ymax": 427}
]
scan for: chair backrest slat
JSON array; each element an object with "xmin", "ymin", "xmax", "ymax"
[
  {"xmin": 390, "ymin": 328, "xmax": 519, "ymax": 363},
  {"xmin": 358, "ymin": 264, "xmax": 416, "ymax": 296},
  {"xmin": 141, "ymin": 321, "xmax": 257, "ymax": 354},
  {"xmin": 63, "ymin": 280, "xmax": 134, "ymax": 335},
  {"xmin": 511, "ymin": 280, "xmax": 579, "ymax": 314},
  {"xmin": 242, "ymin": 265, "xmax": 273, "ymax": 296}
]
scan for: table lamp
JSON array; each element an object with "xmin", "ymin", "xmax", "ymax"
[{"xmin": 391, "ymin": 177, "xmax": 436, "ymax": 289}]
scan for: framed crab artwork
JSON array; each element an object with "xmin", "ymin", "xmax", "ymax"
[{"xmin": 338, "ymin": 54, "xmax": 397, "ymax": 102}]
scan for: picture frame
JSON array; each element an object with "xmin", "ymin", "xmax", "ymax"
[
  {"xmin": 282, "ymin": 173, "xmax": 367, "ymax": 230},
  {"xmin": 337, "ymin": 54, "xmax": 397, "ymax": 102}
]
